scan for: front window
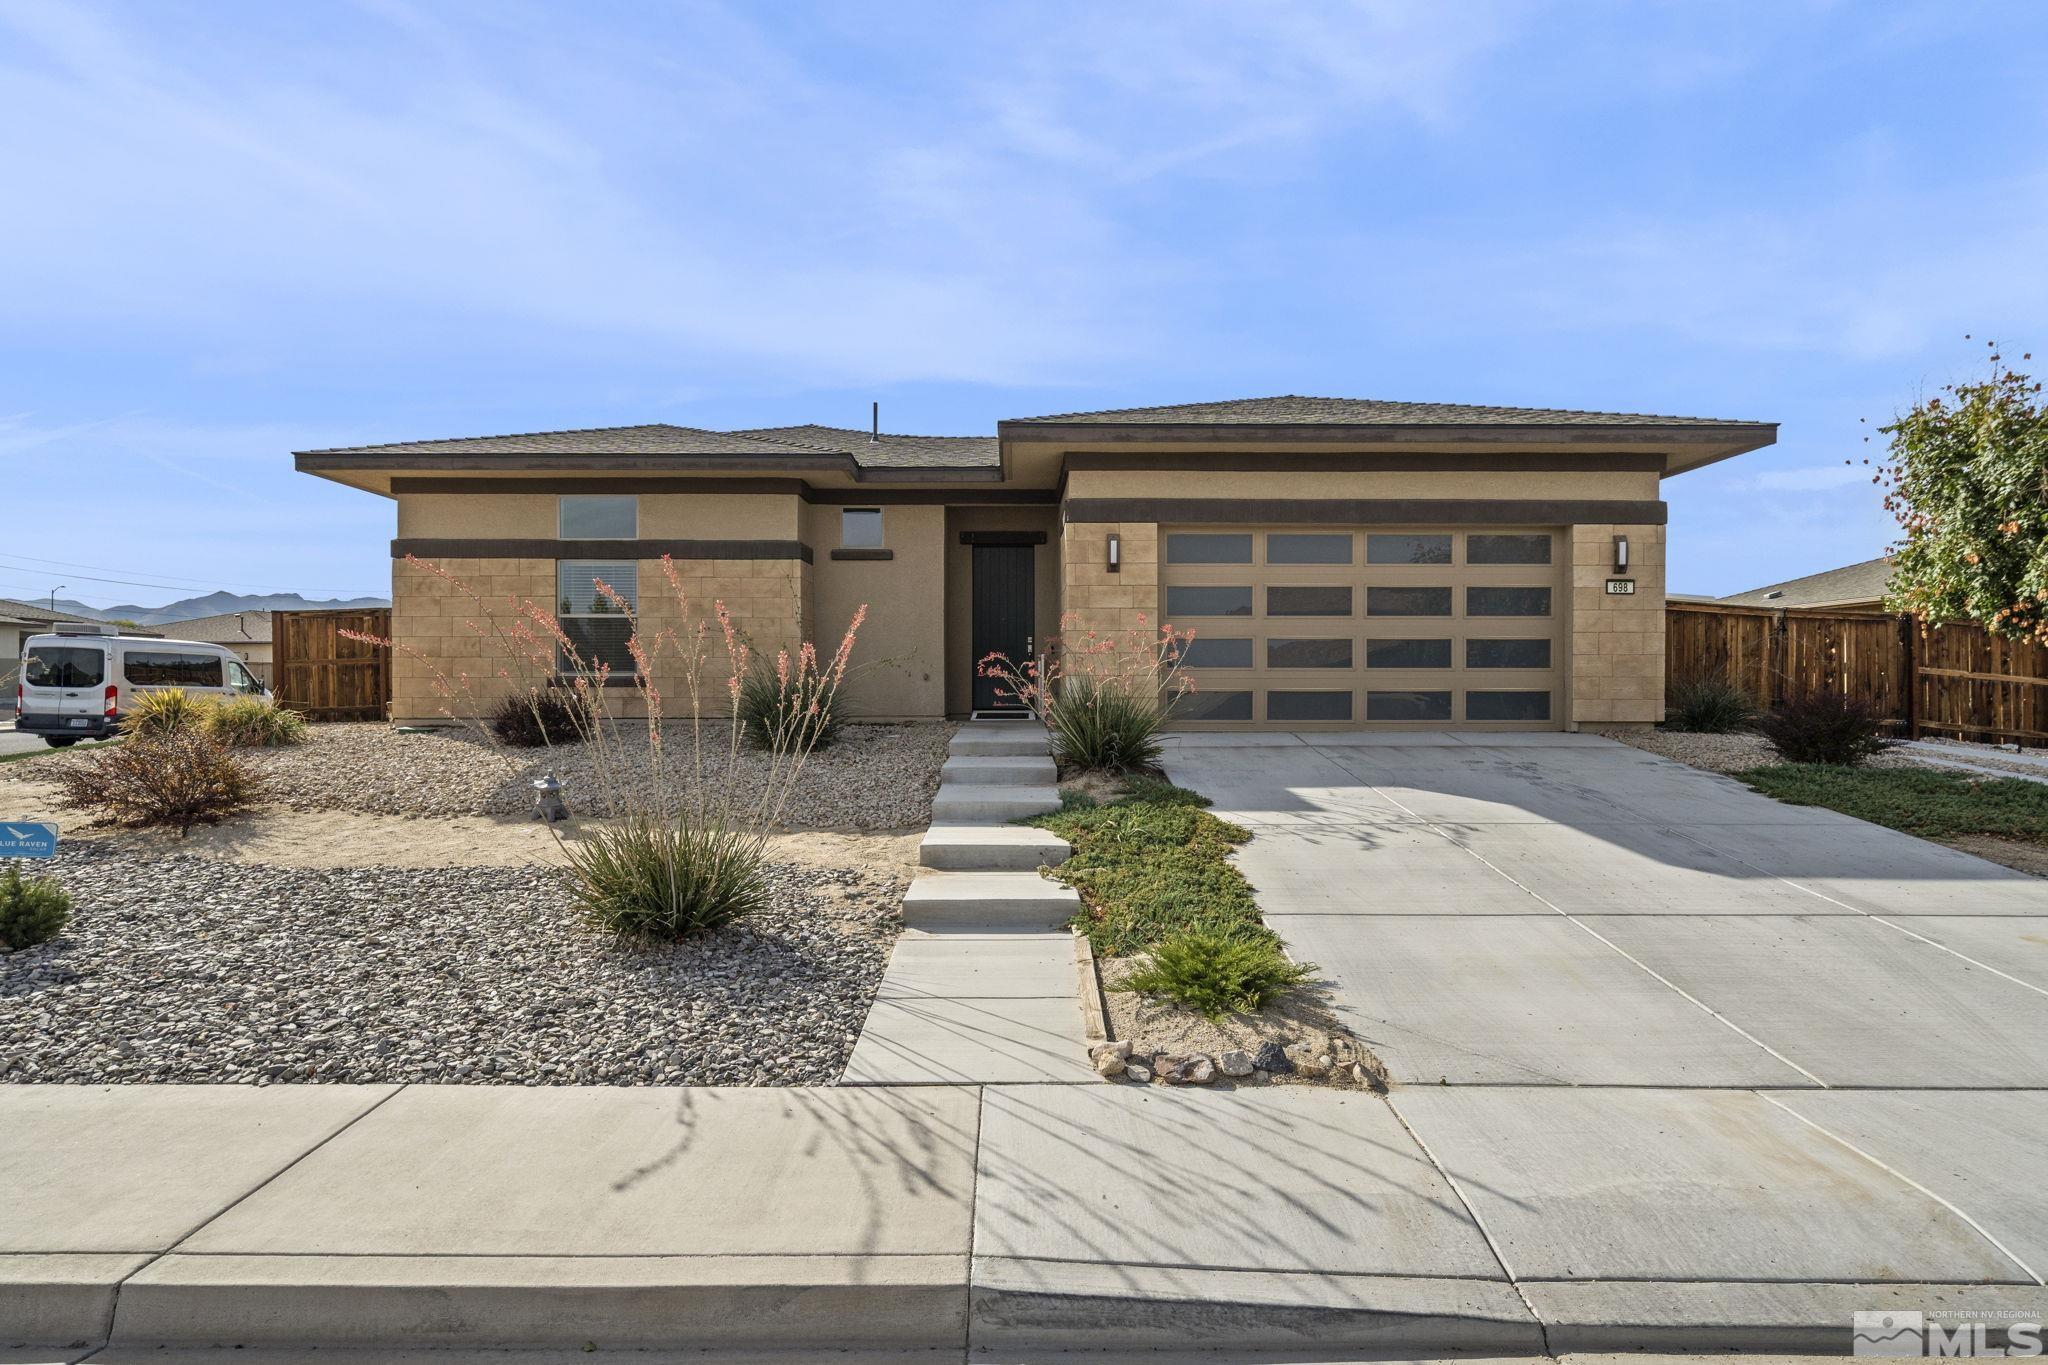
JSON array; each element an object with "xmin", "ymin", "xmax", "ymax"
[
  {"xmin": 841, "ymin": 508, "xmax": 884, "ymax": 549},
  {"xmin": 558, "ymin": 495, "xmax": 637, "ymax": 539},
  {"xmin": 124, "ymin": 650, "xmax": 224, "ymax": 687},
  {"xmin": 557, "ymin": 560, "xmax": 639, "ymax": 675},
  {"xmin": 24, "ymin": 646, "xmax": 105, "ymax": 688},
  {"xmin": 227, "ymin": 659, "xmax": 263, "ymax": 693}
]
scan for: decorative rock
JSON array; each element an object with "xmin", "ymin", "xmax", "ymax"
[
  {"xmin": 1217, "ymin": 1048, "xmax": 1255, "ymax": 1077},
  {"xmin": 1089, "ymin": 1044, "xmax": 1127, "ymax": 1078},
  {"xmin": 1349, "ymin": 1062, "xmax": 1380, "ymax": 1090},
  {"xmin": 1329, "ymin": 1035, "xmax": 1358, "ymax": 1066},
  {"xmin": 1286, "ymin": 1043, "xmax": 1331, "ymax": 1078},
  {"xmin": 1124, "ymin": 1063, "xmax": 1153, "ymax": 1084},
  {"xmin": 1172, "ymin": 1054, "xmax": 1216, "ymax": 1085},
  {"xmin": 1252, "ymin": 1041, "xmax": 1292, "ymax": 1073}
]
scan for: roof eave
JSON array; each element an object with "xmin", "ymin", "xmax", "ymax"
[
  {"xmin": 294, "ymin": 451, "xmax": 1007, "ymax": 486},
  {"xmin": 998, "ymin": 420, "xmax": 1778, "ymax": 475}
]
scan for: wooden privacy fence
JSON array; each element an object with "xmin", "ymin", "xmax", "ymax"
[
  {"xmin": 1666, "ymin": 602, "xmax": 2048, "ymax": 747},
  {"xmin": 273, "ymin": 608, "xmax": 391, "ymax": 722}
]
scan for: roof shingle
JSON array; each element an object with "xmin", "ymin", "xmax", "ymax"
[{"xmin": 1005, "ymin": 394, "xmax": 1765, "ymax": 427}]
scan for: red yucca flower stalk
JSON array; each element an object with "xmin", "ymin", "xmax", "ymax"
[{"xmin": 347, "ymin": 554, "xmax": 868, "ymax": 938}]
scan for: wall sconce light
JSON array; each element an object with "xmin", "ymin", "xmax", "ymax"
[
  {"xmin": 1107, "ymin": 532, "xmax": 1121, "ymax": 573},
  {"xmin": 1613, "ymin": 535, "xmax": 1630, "ymax": 573}
]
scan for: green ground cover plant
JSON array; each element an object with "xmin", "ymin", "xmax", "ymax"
[{"xmin": 1734, "ymin": 764, "xmax": 2048, "ymax": 843}]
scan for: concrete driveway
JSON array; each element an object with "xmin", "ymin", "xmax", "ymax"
[{"xmin": 1164, "ymin": 732, "xmax": 2048, "ymax": 1088}]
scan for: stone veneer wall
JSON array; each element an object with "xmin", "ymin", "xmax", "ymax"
[
  {"xmin": 1568, "ymin": 522, "xmax": 1666, "ymax": 726},
  {"xmin": 390, "ymin": 554, "xmax": 806, "ymax": 723},
  {"xmin": 1060, "ymin": 521, "xmax": 1161, "ymax": 644}
]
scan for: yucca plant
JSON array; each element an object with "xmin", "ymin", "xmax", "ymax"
[
  {"xmin": 120, "ymin": 687, "xmax": 217, "ymax": 738},
  {"xmin": 340, "ymin": 554, "xmax": 867, "ymax": 942},
  {"xmin": 1664, "ymin": 674, "xmax": 1756, "ymax": 733},
  {"xmin": 1048, "ymin": 675, "xmax": 1164, "ymax": 773},
  {"xmin": 564, "ymin": 816, "xmax": 772, "ymax": 937},
  {"xmin": 487, "ymin": 688, "xmax": 581, "ymax": 748},
  {"xmin": 203, "ymin": 696, "xmax": 308, "ymax": 747},
  {"xmin": 978, "ymin": 611, "xmax": 1196, "ymax": 776},
  {"xmin": 735, "ymin": 666, "xmax": 843, "ymax": 751}
]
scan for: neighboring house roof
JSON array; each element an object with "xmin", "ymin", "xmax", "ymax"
[
  {"xmin": 152, "ymin": 610, "xmax": 273, "ymax": 645},
  {"xmin": 0, "ymin": 597, "xmax": 106, "ymax": 630},
  {"xmin": 1720, "ymin": 556, "xmax": 1895, "ymax": 609},
  {"xmin": 732, "ymin": 424, "xmax": 1000, "ymax": 470},
  {"xmin": 1005, "ymin": 394, "xmax": 1767, "ymax": 428}
]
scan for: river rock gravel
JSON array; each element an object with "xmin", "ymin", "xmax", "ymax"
[
  {"xmin": 4, "ymin": 720, "xmax": 954, "ymax": 830},
  {"xmin": 0, "ymin": 843, "xmax": 897, "ymax": 1086}
]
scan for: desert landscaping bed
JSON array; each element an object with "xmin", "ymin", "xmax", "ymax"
[
  {"xmin": 0, "ymin": 721, "xmax": 954, "ymax": 830},
  {"xmin": 0, "ymin": 841, "xmax": 898, "ymax": 1085}
]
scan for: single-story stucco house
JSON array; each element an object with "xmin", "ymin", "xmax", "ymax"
[{"xmin": 295, "ymin": 396, "xmax": 1776, "ymax": 732}]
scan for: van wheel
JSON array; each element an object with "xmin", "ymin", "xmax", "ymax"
[{"xmin": 44, "ymin": 738, "xmax": 77, "ymax": 748}]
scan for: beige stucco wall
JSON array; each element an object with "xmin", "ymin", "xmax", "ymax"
[
  {"xmin": 1060, "ymin": 467, "xmax": 1662, "ymax": 502},
  {"xmin": 397, "ymin": 491, "xmax": 800, "ymax": 540},
  {"xmin": 943, "ymin": 506, "xmax": 1062, "ymax": 715},
  {"xmin": 1567, "ymin": 523, "xmax": 1666, "ymax": 726},
  {"xmin": 806, "ymin": 501, "xmax": 947, "ymax": 719}
]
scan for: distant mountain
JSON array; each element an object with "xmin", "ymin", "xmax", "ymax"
[{"xmin": 51, "ymin": 592, "xmax": 391, "ymax": 627}]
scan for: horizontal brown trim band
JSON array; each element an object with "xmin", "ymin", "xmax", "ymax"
[
  {"xmin": 1062, "ymin": 452, "xmax": 1668, "ymax": 474},
  {"xmin": 392, "ymin": 538, "xmax": 814, "ymax": 563},
  {"xmin": 1061, "ymin": 498, "xmax": 1668, "ymax": 526},
  {"xmin": 803, "ymin": 487, "xmax": 1056, "ymax": 505},
  {"xmin": 303, "ymin": 452, "xmax": 1005, "ymax": 484},
  {"xmin": 959, "ymin": 531, "xmax": 1048, "ymax": 546},
  {"xmin": 828, "ymin": 548, "xmax": 895, "ymax": 561},
  {"xmin": 388, "ymin": 476, "xmax": 1055, "ymax": 505}
]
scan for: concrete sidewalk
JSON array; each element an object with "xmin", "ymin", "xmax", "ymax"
[{"xmin": 5, "ymin": 1082, "xmax": 2045, "ymax": 1358}]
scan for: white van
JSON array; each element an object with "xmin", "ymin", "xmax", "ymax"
[{"xmin": 15, "ymin": 630, "xmax": 272, "ymax": 747}]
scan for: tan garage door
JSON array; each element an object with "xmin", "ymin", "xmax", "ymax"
[{"xmin": 1159, "ymin": 526, "xmax": 1564, "ymax": 730}]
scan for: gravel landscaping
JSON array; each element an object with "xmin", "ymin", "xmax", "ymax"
[
  {"xmin": 1, "ymin": 720, "xmax": 953, "ymax": 831},
  {"xmin": 0, "ymin": 843, "xmax": 897, "ymax": 1085}
]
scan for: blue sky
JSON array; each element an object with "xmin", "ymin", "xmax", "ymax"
[{"xmin": 3, "ymin": 1, "xmax": 2044, "ymax": 607}]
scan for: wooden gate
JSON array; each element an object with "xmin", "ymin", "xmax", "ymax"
[
  {"xmin": 273, "ymin": 608, "xmax": 391, "ymax": 721},
  {"xmin": 1913, "ymin": 621, "xmax": 2048, "ymax": 746}
]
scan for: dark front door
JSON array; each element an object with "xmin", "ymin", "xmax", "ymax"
[{"xmin": 971, "ymin": 543, "xmax": 1035, "ymax": 711}]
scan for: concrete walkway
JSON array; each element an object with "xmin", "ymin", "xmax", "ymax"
[
  {"xmin": 5, "ymin": 1081, "xmax": 2045, "ymax": 1357},
  {"xmin": 841, "ymin": 721, "xmax": 1095, "ymax": 1084}
]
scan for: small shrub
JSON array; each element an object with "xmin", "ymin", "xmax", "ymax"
[
  {"xmin": 120, "ymin": 687, "xmax": 217, "ymax": 738},
  {"xmin": 735, "ymin": 668, "xmax": 843, "ymax": 751},
  {"xmin": 0, "ymin": 865, "xmax": 71, "ymax": 951},
  {"xmin": 1051, "ymin": 676, "xmax": 1163, "ymax": 773},
  {"xmin": 565, "ymin": 818, "xmax": 771, "ymax": 938},
  {"xmin": 54, "ymin": 730, "xmax": 257, "ymax": 835},
  {"xmin": 488, "ymin": 689, "xmax": 582, "ymax": 748},
  {"xmin": 204, "ymin": 697, "xmax": 308, "ymax": 747},
  {"xmin": 1755, "ymin": 690, "xmax": 1893, "ymax": 766},
  {"xmin": 1120, "ymin": 929, "xmax": 1316, "ymax": 1019},
  {"xmin": 1665, "ymin": 674, "xmax": 1755, "ymax": 733}
]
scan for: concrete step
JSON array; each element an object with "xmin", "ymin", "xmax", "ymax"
[
  {"xmin": 939, "ymin": 754, "xmax": 1057, "ymax": 786},
  {"xmin": 901, "ymin": 871, "xmax": 1080, "ymax": 931},
  {"xmin": 929, "ymin": 784, "xmax": 1061, "ymax": 823},
  {"xmin": 950, "ymin": 724, "xmax": 1052, "ymax": 758},
  {"xmin": 920, "ymin": 823, "xmax": 1072, "ymax": 871}
]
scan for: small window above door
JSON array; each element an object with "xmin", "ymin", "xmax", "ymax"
[{"xmin": 841, "ymin": 507, "xmax": 884, "ymax": 549}]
